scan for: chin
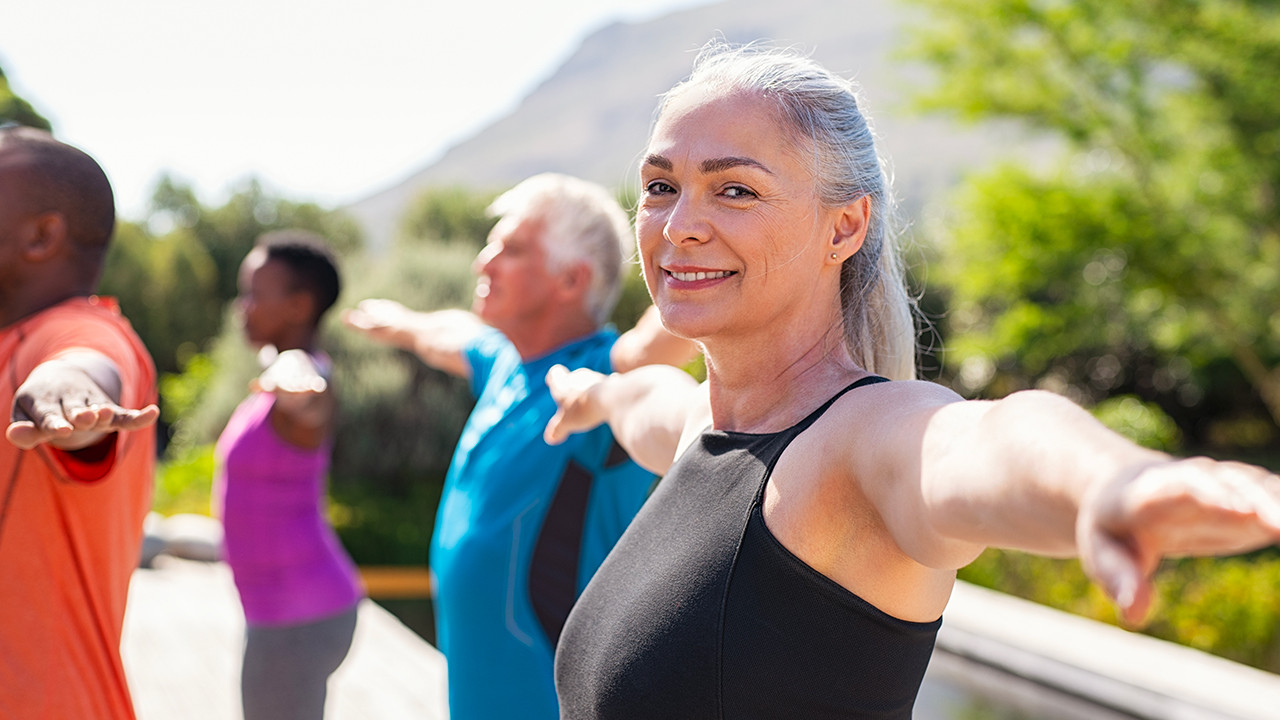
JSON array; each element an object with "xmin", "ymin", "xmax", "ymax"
[{"xmin": 655, "ymin": 305, "xmax": 715, "ymax": 342}]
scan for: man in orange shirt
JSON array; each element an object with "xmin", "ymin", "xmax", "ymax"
[{"xmin": 0, "ymin": 125, "xmax": 160, "ymax": 719}]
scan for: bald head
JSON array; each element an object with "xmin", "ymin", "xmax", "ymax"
[
  {"xmin": 0, "ymin": 127, "xmax": 117, "ymax": 325},
  {"xmin": 0, "ymin": 126, "xmax": 115, "ymax": 252}
]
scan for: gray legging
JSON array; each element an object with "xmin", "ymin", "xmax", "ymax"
[{"xmin": 241, "ymin": 605, "xmax": 359, "ymax": 720}]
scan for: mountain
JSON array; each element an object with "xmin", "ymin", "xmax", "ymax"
[{"xmin": 345, "ymin": 0, "xmax": 1046, "ymax": 250}]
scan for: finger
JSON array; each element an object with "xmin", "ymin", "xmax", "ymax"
[
  {"xmin": 1231, "ymin": 470, "xmax": 1280, "ymax": 533},
  {"xmin": 6, "ymin": 421, "xmax": 50, "ymax": 450},
  {"xmin": 65, "ymin": 404, "xmax": 115, "ymax": 431},
  {"xmin": 1123, "ymin": 578, "xmax": 1155, "ymax": 628},
  {"xmin": 111, "ymin": 404, "xmax": 160, "ymax": 431},
  {"xmin": 545, "ymin": 365, "xmax": 568, "ymax": 396},
  {"xmin": 341, "ymin": 309, "xmax": 371, "ymax": 330},
  {"xmin": 1082, "ymin": 527, "xmax": 1151, "ymax": 627},
  {"xmin": 545, "ymin": 411, "xmax": 566, "ymax": 445}
]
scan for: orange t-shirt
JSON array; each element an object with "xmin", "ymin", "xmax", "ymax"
[{"xmin": 0, "ymin": 297, "xmax": 157, "ymax": 720}]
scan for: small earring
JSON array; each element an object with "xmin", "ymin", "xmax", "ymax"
[{"xmin": 830, "ymin": 252, "xmax": 838, "ymax": 260}]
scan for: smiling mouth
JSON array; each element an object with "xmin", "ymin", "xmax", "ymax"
[{"xmin": 666, "ymin": 269, "xmax": 736, "ymax": 281}]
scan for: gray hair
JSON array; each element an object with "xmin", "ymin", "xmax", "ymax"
[
  {"xmin": 487, "ymin": 173, "xmax": 630, "ymax": 326},
  {"xmin": 655, "ymin": 41, "xmax": 917, "ymax": 380}
]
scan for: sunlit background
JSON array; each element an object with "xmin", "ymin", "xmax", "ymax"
[{"xmin": 0, "ymin": 0, "xmax": 713, "ymax": 217}]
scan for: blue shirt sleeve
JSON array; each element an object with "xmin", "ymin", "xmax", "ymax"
[{"xmin": 463, "ymin": 327, "xmax": 508, "ymax": 398}]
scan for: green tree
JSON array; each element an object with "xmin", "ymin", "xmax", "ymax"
[
  {"xmin": 907, "ymin": 0, "xmax": 1280, "ymax": 446},
  {"xmin": 0, "ymin": 66, "xmax": 50, "ymax": 130},
  {"xmin": 178, "ymin": 177, "xmax": 365, "ymax": 303},
  {"xmin": 398, "ymin": 185, "xmax": 500, "ymax": 250},
  {"xmin": 104, "ymin": 176, "xmax": 366, "ymax": 369},
  {"xmin": 100, "ymin": 220, "xmax": 221, "ymax": 377}
]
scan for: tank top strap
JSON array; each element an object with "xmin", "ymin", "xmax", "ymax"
[{"xmin": 786, "ymin": 374, "xmax": 889, "ymax": 439}]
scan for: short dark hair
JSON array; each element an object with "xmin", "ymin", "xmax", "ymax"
[
  {"xmin": 0, "ymin": 125, "xmax": 115, "ymax": 253},
  {"xmin": 256, "ymin": 229, "xmax": 341, "ymax": 325}
]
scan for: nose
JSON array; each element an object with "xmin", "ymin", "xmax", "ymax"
[
  {"xmin": 662, "ymin": 193, "xmax": 709, "ymax": 246},
  {"xmin": 473, "ymin": 243, "xmax": 499, "ymax": 275}
]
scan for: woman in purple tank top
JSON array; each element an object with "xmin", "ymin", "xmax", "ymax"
[{"xmin": 214, "ymin": 230, "xmax": 364, "ymax": 720}]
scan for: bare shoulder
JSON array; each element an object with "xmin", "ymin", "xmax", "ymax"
[
  {"xmin": 810, "ymin": 377, "xmax": 971, "ymax": 475},
  {"xmin": 673, "ymin": 381, "xmax": 713, "ymax": 458},
  {"xmin": 831, "ymin": 378, "xmax": 963, "ymax": 424}
]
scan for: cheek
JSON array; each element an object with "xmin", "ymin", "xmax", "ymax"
[{"xmin": 635, "ymin": 206, "xmax": 665, "ymax": 242}]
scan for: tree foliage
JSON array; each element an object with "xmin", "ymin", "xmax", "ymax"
[
  {"xmin": 0, "ymin": 66, "xmax": 51, "ymax": 131},
  {"xmin": 907, "ymin": 0, "xmax": 1280, "ymax": 447},
  {"xmin": 399, "ymin": 185, "xmax": 500, "ymax": 251},
  {"xmin": 100, "ymin": 176, "xmax": 365, "ymax": 376}
]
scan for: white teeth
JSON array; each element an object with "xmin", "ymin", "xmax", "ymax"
[{"xmin": 670, "ymin": 270, "xmax": 731, "ymax": 281}]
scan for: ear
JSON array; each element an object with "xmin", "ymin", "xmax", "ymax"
[
  {"xmin": 827, "ymin": 195, "xmax": 871, "ymax": 266},
  {"xmin": 286, "ymin": 290, "xmax": 318, "ymax": 327},
  {"xmin": 559, "ymin": 261, "xmax": 593, "ymax": 301},
  {"xmin": 21, "ymin": 212, "xmax": 69, "ymax": 262}
]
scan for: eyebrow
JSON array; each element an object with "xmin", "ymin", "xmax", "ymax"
[{"xmin": 642, "ymin": 153, "xmax": 773, "ymax": 176}]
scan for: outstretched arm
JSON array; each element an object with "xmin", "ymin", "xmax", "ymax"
[
  {"xmin": 610, "ymin": 305, "xmax": 701, "ymax": 373},
  {"xmin": 342, "ymin": 299, "xmax": 485, "ymax": 379},
  {"xmin": 861, "ymin": 383, "xmax": 1280, "ymax": 625},
  {"xmin": 7, "ymin": 350, "xmax": 159, "ymax": 451},
  {"xmin": 544, "ymin": 364, "xmax": 703, "ymax": 475}
]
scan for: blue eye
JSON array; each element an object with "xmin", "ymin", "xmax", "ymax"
[{"xmin": 722, "ymin": 186, "xmax": 756, "ymax": 199}]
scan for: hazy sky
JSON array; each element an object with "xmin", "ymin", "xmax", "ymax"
[{"xmin": 0, "ymin": 0, "xmax": 714, "ymax": 219}]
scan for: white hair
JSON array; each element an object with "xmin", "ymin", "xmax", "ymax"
[
  {"xmin": 488, "ymin": 173, "xmax": 631, "ymax": 325},
  {"xmin": 655, "ymin": 41, "xmax": 918, "ymax": 380}
]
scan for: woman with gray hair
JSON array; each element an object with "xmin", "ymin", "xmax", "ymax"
[{"xmin": 544, "ymin": 41, "xmax": 1280, "ymax": 718}]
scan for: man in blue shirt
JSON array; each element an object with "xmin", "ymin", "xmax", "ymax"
[{"xmin": 344, "ymin": 173, "xmax": 696, "ymax": 719}]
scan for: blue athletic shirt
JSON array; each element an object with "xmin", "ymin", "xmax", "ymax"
[{"xmin": 430, "ymin": 326, "xmax": 656, "ymax": 720}]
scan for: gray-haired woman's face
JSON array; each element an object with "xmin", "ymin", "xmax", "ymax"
[{"xmin": 635, "ymin": 86, "xmax": 854, "ymax": 343}]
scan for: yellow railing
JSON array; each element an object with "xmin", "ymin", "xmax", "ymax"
[{"xmin": 358, "ymin": 566, "xmax": 433, "ymax": 600}]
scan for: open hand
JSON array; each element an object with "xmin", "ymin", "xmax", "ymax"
[
  {"xmin": 1077, "ymin": 457, "xmax": 1280, "ymax": 626},
  {"xmin": 7, "ymin": 356, "xmax": 158, "ymax": 450},
  {"xmin": 544, "ymin": 364, "xmax": 609, "ymax": 445}
]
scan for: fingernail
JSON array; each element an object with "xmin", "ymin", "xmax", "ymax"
[{"xmin": 1115, "ymin": 575, "xmax": 1135, "ymax": 609}]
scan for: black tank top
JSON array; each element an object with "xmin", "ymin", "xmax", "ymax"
[{"xmin": 555, "ymin": 376, "xmax": 941, "ymax": 719}]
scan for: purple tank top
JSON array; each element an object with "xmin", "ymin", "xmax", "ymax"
[{"xmin": 214, "ymin": 392, "xmax": 363, "ymax": 625}]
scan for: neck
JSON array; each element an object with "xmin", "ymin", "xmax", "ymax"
[
  {"xmin": 271, "ymin": 328, "xmax": 318, "ymax": 355},
  {"xmin": 0, "ymin": 288, "xmax": 87, "ymax": 329},
  {"xmin": 702, "ymin": 317, "xmax": 862, "ymax": 433},
  {"xmin": 502, "ymin": 312, "xmax": 599, "ymax": 362}
]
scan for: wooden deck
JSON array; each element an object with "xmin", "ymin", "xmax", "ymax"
[{"xmin": 122, "ymin": 557, "xmax": 448, "ymax": 720}]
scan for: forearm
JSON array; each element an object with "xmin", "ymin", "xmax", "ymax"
[
  {"xmin": 546, "ymin": 363, "xmax": 699, "ymax": 474},
  {"xmin": 406, "ymin": 310, "xmax": 479, "ymax": 377},
  {"xmin": 922, "ymin": 390, "xmax": 1167, "ymax": 556},
  {"xmin": 344, "ymin": 301, "xmax": 479, "ymax": 378},
  {"xmin": 597, "ymin": 365, "xmax": 699, "ymax": 474}
]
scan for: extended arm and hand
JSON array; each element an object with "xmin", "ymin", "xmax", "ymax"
[
  {"xmin": 545, "ymin": 363, "xmax": 702, "ymax": 475},
  {"xmin": 342, "ymin": 298, "xmax": 486, "ymax": 378},
  {"xmin": 874, "ymin": 384, "xmax": 1280, "ymax": 625},
  {"xmin": 6, "ymin": 350, "xmax": 159, "ymax": 451}
]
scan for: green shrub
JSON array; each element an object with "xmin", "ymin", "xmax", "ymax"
[
  {"xmin": 1091, "ymin": 395, "xmax": 1183, "ymax": 452},
  {"xmin": 958, "ymin": 547, "xmax": 1280, "ymax": 673},
  {"xmin": 153, "ymin": 443, "xmax": 216, "ymax": 517}
]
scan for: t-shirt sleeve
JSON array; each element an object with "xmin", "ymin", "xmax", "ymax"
[
  {"xmin": 463, "ymin": 328, "xmax": 506, "ymax": 398},
  {"xmin": 15, "ymin": 311, "xmax": 153, "ymax": 411}
]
